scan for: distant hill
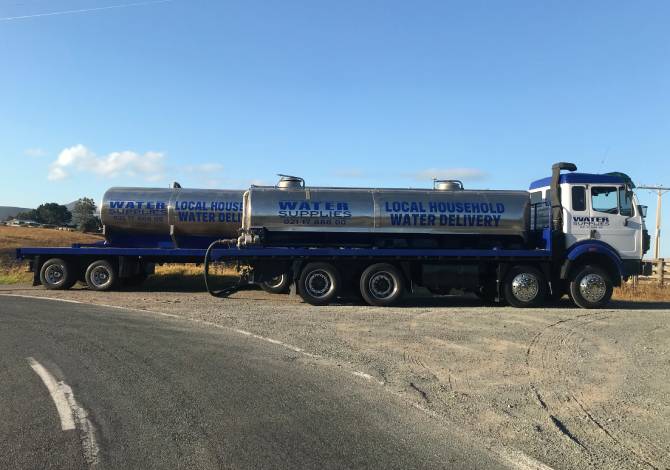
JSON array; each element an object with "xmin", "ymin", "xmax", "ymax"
[
  {"xmin": 0, "ymin": 206, "xmax": 32, "ymax": 221},
  {"xmin": 1, "ymin": 200, "xmax": 100, "ymax": 221}
]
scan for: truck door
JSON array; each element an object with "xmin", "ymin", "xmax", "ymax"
[
  {"xmin": 589, "ymin": 185, "xmax": 638, "ymax": 258},
  {"xmin": 565, "ymin": 185, "xmax": 590, "ymax": 248}
]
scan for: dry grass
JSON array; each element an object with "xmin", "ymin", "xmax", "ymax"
[
  {"xmin": 0, "ymin": 225, "xmax": 102, "ymax": 250},
  {"xmin": 141, "ymin": 263, "xmax": 240, "ymax": 291},
  {"xmin": 0, "ymin": 225, "xmax": 103, "ymax": 285},
  {"xmin": 614, "ymin": 283, "xmax": 670, "ymax": 302},
  {"xmin": 0, "ymin": 265, "xmax": 32, "ymax": 284}
]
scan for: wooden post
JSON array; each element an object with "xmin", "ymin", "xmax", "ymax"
[
  {"xmin": 655, "ymin": 190, "xmax": 662, "ymax": 260},
  {"xmin": 659, "ymin": 258, "xmax": 665, "ymax": 286}
]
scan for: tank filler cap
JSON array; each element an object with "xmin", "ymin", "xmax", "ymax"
[
  {"xmin": 433, "ymin": 179, "xmax": 464, "ymax": 191},
  {"xmin": 277, "ymin": 174, "xmax": 305, "ymax": 190}
]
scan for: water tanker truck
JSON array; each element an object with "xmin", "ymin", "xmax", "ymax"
[{"xmin": 17, "ymin": 162, "xmax": 651, "ymax": 308}]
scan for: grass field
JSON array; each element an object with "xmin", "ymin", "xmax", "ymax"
[
  {"xmin": 0, "ymin": 225, "xmax": 103, "ymax": 284},
  {"xmin": 1, "ymin": 224, "xmax": 668, "ymax": 301},
  {"xmin": 0, "ymin": 225, "xmax": 237, "ymax": 287}
]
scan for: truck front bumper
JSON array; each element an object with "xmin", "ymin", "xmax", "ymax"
[{"xmin": 623, "ymin": 259, "xmax": 653, "ymax": 277}]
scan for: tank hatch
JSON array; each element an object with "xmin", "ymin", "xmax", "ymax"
[
  {"xmin": 277, "ymin": 174, "xmax": 305, "ymax": 190},
  {"xmin": 433, "ymin": 179, "xmax": 464, "ymax": 191}
]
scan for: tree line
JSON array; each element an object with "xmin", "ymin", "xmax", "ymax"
[{"xmin": 13, "ymin": 198, "xmax": 101, "ymax": 232}]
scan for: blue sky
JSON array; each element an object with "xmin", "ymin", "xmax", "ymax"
[{"xmin": 1, "ymin": 0, "xmax": 668, "ymax": 255}]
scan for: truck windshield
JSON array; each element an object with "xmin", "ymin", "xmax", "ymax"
[{"xmin": 591, "ymin": 187, "xmax": 618, "ymax": 214}]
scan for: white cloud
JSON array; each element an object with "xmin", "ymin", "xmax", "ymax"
[
  {"xmin": 407, "ymin": 167, "xmax": 488, "ymax": 182},
  {"xmin": 25, "ymin": 147, "xmax": 47, "ymax": 157},
  {"xmin": 48, "ymin": 144, "xmax": 166, "ymax": 182},
  {"xmin": 47, "ymin": 167, "xmax": 67, "ymax": 181}
]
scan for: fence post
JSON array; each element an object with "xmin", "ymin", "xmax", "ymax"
[{"xmin": 659, "ymin": 258, "xmax": 665, "ymax": 287}]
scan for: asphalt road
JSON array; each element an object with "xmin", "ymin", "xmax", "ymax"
[{"xmin": 0, "ymin": 296, "xmax": 503, "ymax": 470}]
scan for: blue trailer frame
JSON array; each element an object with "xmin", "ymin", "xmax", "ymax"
[{"xmin": 17, "ymin": 243, "xmax": 553, "ymax": 263}]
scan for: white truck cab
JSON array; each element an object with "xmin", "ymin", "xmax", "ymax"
[{"xmin": 529, "ymin": 166, "xmax": 651, "ymax": 307}]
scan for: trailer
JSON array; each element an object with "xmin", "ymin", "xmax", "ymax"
[{"xmin": 16, "ymin": 162, "xmax": 652, "ymax": 308}]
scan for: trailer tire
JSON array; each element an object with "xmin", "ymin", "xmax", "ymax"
[
  {"xmin": 40, "ymin": 258, "xmax": 76, "ymax": 290},
  {"xmin": 503, "ymin": 265, "xmax": 547, "ymax": 308},
  {"xmin": 298, "ymin": 263, "xmax": 340, "ymax": 306},
  {"xmin": 260, "ymin": 273, "xmax": 290, "ymax": 294},
  {"xmin": 359, "ymin": 263, "xmax": 405, "ymax": 307},
  {"xmin": 569, "ymin": 265, "xmax": 613, "ymax": 309},
  {"xmin": 85, "ymin": 260, "xmax": 118, "ymax": 291}
]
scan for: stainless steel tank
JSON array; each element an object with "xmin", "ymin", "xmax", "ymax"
[
  {"xmin": 240, "ymin": 179, "xmax": 530, "ymax": 246},
  {"xmin": 101, "ymin": 187, "xmax": 244, "ymax": 247}
]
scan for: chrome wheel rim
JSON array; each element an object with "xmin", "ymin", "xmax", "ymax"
[
  {"xmin": 44, "ymin": 264, "xmax": 65, "ymax": 286},
  {"xmin": 90, "ymin": 266, "xmax": 111, "ymax": 288},
  {"xmin": 579, "ymin": 274, "xmax": 607, "ymax": 303},
  {"xmin": 368, "ymin": 272, "xmax": 397, "ymax": 300},
  {"xmin": 511, "ymin": 273, "xmax": 539, "ymax": 302},
  {"xmin": 305, "ymin": 270, "xmax": 332, "ymax": 298},
  {"xmin": 265, "ymin": 274, "xmax": 285, "ymax": 288}
]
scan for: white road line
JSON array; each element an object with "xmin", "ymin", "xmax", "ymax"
[
  {"xmin": 28, "ymin": 357, "xmax": 75, "ymax": 430},
  {"xmin": 498, "ymin": 448, "xmax": 556, "ymax": 470},
  {"xmin": 1, "ymin": 293, "xmax": 81, "ymax": 304},
  {"xmin": 27, "ymin": 357, "xmax": 100, "ymax": 466},
  {"xmin": 351, "ymin": 370, "xmax": 384, "ymax": 385},
  {"xmin": 1, "ymin": 293, "xmax": 321, "ymax": 358}
]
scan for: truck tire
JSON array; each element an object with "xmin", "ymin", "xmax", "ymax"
[
  {"xmin": 569, "ymin": 265, "xmax": 613, "ymax": 309},
  {"xmin": 39, "ymin": 258, "xmax": 77, "ymax": 290},
  {"xmin": 503, "ymin": 265, "xmax": 547, "ymax": 308},
  {"xmin": 85, "ymin": 259, "xmax": 118, "ymax": 291},
  {"xmin": 359, "ymin": 263, "xmax": 405, "ymax": 307},
  {"xmin": 260, "ymin": 273, "xmax": 290, "ymax": 294},
  {"xmin": 298, "ymin": 263, "xmax": 340, "ymax": 306}
]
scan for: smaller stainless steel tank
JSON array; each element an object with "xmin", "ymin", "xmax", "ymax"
[{"xmin": 101, "ymin": 187, "xmax": 244, "ymax": 248}]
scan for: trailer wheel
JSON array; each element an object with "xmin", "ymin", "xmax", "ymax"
[
  {"xmin": 39, "ymin": 258, "xmax": 76, "ymax": 290},
  {"xmin": 85, "ymin": 260, "xmax": 118, "ymax": 291},
  {"xmin": 359, "ymin": 263, "xmax": 405, "ymax": 307},
  {"xmin": 569, "ymin": 265, "xmax": 613, "ymax": 309},
  {"xmin": 298, "ymin": 263, "xmax": 340, "ymax": 306},
  {"xmin": 260, "ymin": 273, "xmax": 290, "ymax": 294},
  {"xmin": 503, "ymin": 265, "xmax": 547, "ymax": 308}
]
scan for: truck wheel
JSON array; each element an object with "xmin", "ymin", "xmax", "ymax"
[
  {"xmin": 503, "ymin": 265, "xmax": 547, "ymax": 308},
  {"xmin": 260, "ymin": 273, "xmax": 290, "ymax": 294},
  {"xmin": 359, "ymin": 263, "xmax": 405, "ymax": 307},
  {"xmin": 85, "ymin": 260, "xmax": 118, "ymax": 291},
  {"xmin": 298, "ymin": 263, "xmax": 340, "ymax": 306},
  {"xmin": 40, "ymin": 258, "xmax": 76, "ymax": 290},
  {"xmin": 569, "ymin": 265, "xmax": 613, "ymax": 309}
]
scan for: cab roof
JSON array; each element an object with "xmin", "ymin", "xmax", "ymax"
[{"xmin": 529, "ymin": 173, "xmax": 625, "ymax": 190}]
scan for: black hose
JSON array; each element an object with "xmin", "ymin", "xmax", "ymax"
[{"xmin": 204, "ymin": 239, "xmax": 250, "ymax": 298}]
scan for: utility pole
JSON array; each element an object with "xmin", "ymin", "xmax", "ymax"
[{"xmin": 638, "ymin": 185, "xmax": 670, "ymax": 259}]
